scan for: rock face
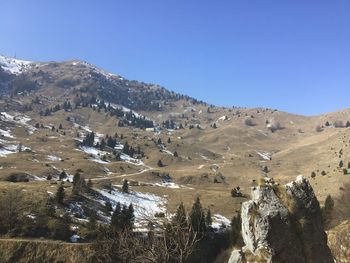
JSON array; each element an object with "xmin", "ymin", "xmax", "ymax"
[{"xmin": 229, "ymin": 176, "xmax": 334, "ymax": 263}]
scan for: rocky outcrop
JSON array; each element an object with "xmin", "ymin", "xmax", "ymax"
[{"xmin": 229, "ymin": 176, "xmax": 334, "ymax": 263}]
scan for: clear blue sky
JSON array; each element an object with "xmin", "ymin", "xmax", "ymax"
[{"xmin": 1, "ymin": 0, "xmax": 350, "ymax": 115}]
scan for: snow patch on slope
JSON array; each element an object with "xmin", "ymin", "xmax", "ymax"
[
  {"xmin": 0, "ymin": 55, "xmax": 34, "ymax": 75},
  {"xmin": 96, "ymin": 189, "xmax": 166, "ymax": 218}
]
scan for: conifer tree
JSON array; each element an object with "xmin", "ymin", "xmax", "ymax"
[
  {"xmin": 125, "ymin": 204, "xmax": 135, "ymax": 230},
  {"xmin": 55, "ymin": 183, "xmax": 65, "ymax": 204},
  {"xmin": 59, "ymin": 171, "xmax": 67, "ymax": 181},
  {"xmin": 72, "ymin": 172, "xmax": 84, "ymax": 195},
  {"xmin": 172, "ymin": 202, "xmax": 187, "ymax": 228},
  {"xmin": 111, "ymin": 202, "xmax": 122, "ymax": 230},
  {"xmin": 87, "ymin": 211, "xmax": 97, "ymax": 231},
  {"xmin": 205, "ymin": 208, "xmax": 212, "ymax": 229},
  {"xmin": 189, "ymin": 197, "xmax": 206, "ymax": 234},
  {"xmin": 122, "ymin": 180, "xmax": 129, "ymax": 193},
  {"xmin": 339, "ymin": 160, "xmax": 344, "ymax": 168},
  {"xmin": 87, "ymin": 179, "xmax": 93, "ymax": 190},
  {"xmin": 105, "ymin": 200, "xmax": 113, "ymax": 214},
  {"xmin": 230, "ymin": 213, "xmax": 242, "ymax": 245}
]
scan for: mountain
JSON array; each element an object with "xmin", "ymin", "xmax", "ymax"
[{"xmin": 0, "ymin": 54, "xmax": 349, "ymax": 262}]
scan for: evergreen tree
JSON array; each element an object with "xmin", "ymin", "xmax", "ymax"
[
  {"xmin": 157, "ymin": 160, "xmax": 164, "ymax": 167},
  {"xmin": 174, "ymin": 151, "xmax": 178, "ymax": 157},
  {"xmin": 72, "ymin": 172, "xmax": 85, "ymax": 195},
  {"xmin": 111, "ymin": 202, "xmax": 122, "ymax": 230},
  {"xmin": 167, "ymin": 138, "xmax": 171, "ymax": 144},
  {"xmin": 339, "ymin": 160, "xmax": 344, "ymax": 168},
  {"xmin": 55, "ymin": 183, "xmax": 65, "ymax": 204},
  {"xmin": 125, "ymin": 204, "xmax": 135, "ymax": 230},
  {"xmin": 322, "ymin": 195, "xmax": 334, "ymax": 226},
  {"xmin": 87, "ymin": 211, "xmax": 97, "ymax": 231},
  {"xmin": 189, "ymin": 197, "xmax": 207, "ymax": 235},
  {"xmin": 100, "ymin": 138, "xmax": 106, "ymax": 150},
  {"xmin": 83, "ymin": 132, "xmax": 95, "ymax": 147},
  {"xmin": 122, "ymin": 180, "xmax": 129, "ymax": 193},
  {"xmin": 123, "ymin": 141, "xmax": 130, "ymax": 155},
  {"xmin": 53, "ymin": 212, "xmax": 71, "ymax": 241},
  {"xmin": 59, "ymin": 171, "xmax": 67, "ymax": 180},
  {"xmin": 87, "ymin": 179, "xmax": 93, "ymax": 190},
  {"xmin": 172, "ymin": 202, "xmax": 187, "ymax": 228},
  {"xmin": 59, "ymin": 123, "xmax": 63, "ymax": 129},
  {"xmin": 104, "ymin": 200, "xmax": 113, "ymax": 214},
  {"xmin": 205, "ymin": 209, "xmax": 212, "ymax": 229},
  {"xmin": 230, "ymin": 213, "xmax": 242, "ymax": 245},
  {"xmin": 45, "ymin": 197, "xmax": 56, "ymax": 217}
]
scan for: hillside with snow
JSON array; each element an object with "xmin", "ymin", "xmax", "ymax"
[{"xmin": 0, "ymin": 55, "xmax": 35, "ymax": 75}]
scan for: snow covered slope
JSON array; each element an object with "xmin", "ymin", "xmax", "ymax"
[{"xmin": 0, "ymin": 55, "xmax": 34, "ymax": 75}]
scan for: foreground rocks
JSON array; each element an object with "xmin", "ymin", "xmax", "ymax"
[{"xmin": 229, "ymin": 176, "xmax": 334, "ymax": 263}]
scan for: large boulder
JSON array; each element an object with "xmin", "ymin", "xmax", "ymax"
[{"xmin": 229, "ymin": 176, "xmax": 334, "ymax": 263}]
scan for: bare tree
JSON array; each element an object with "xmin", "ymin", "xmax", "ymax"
[{"xmin": 92, "ymin": 217, "xmax": 200, "ymax": 263}]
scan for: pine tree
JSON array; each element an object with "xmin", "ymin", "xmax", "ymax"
[
  {"xmin": 230, "ymin": 213, "xmax": 242, "ymax": 245},
  {"xmin": 322, "ymin": 195, "xmax": 334, "ymax": 226},
  {"xmin": 111, "ymin": 202, "xmax": 122, "ymax": 230},
  {"xmin": 174, "ymin": 151, "xmax": 178, "ymax": 157},
  {"xmin": 87, "ymin": 179, "xmax": 93, "ymax": 190},
  {"xmin": 105, "ymin": 200, "xmax": 113, "ymax": 214},
  {"xmin": 167, "ymin": 138, "xmax": 171, "ymax": 144},
  {"xmin": 59, "ymin": 171, "xmax": 67, "ymax": 181},
  {"xmin": 122, "ymin": 180, "xmax": 129, "ymax": 193},
  {"xmin": 87, "ymin": 211, "xmax": 97, "ymax": 231},
  {"xmin": 100, "ymin": 138, "xmax": 106, "ymax": 150},
  {"xmin": 205, "ymin": 209, "xmax": 212, "ymax": 229},
  {"xmin": 59, "ymin": 123, "xmax": 63, "ymax": 129},
  {"xmin": 339, "ymin": 160, "xmax": 344, "ymax": 168},
  {"xmin": 172, "ymin": 202, "xmax": 187, "ymax": 228},
  {"xmin": 72, "ymin": 172, "xmax": 83, "ymax": 195},
  {"xmin": 157, "ymin": 160, "xmax": 164, "ymax": 167},
  {"xmin": 45, "ymin": 197, "xmax": 56, "ymax": 217},
  {"xmin": 125, "ymin": 203, "xmax": 135, "ymax": 229},
  {"xmin": 55, "ymin": 183, "xmax": 65, "ymax": 204},
  {"xmin": 189, "ymin": 197, "xmax": 207, "ymax": 234}
]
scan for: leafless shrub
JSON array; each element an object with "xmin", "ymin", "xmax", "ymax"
[{"xmin": 93, "ymin": 216, "xmax": 200, "ymax": 263}]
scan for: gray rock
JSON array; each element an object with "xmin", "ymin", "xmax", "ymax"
[
  {"xmin": 228, "ymin": 249, "xmax": 244, "ymax": 263},
  {"xmin": 229, "ymin": 176, "xmax": 334, "ymax": 263}
]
